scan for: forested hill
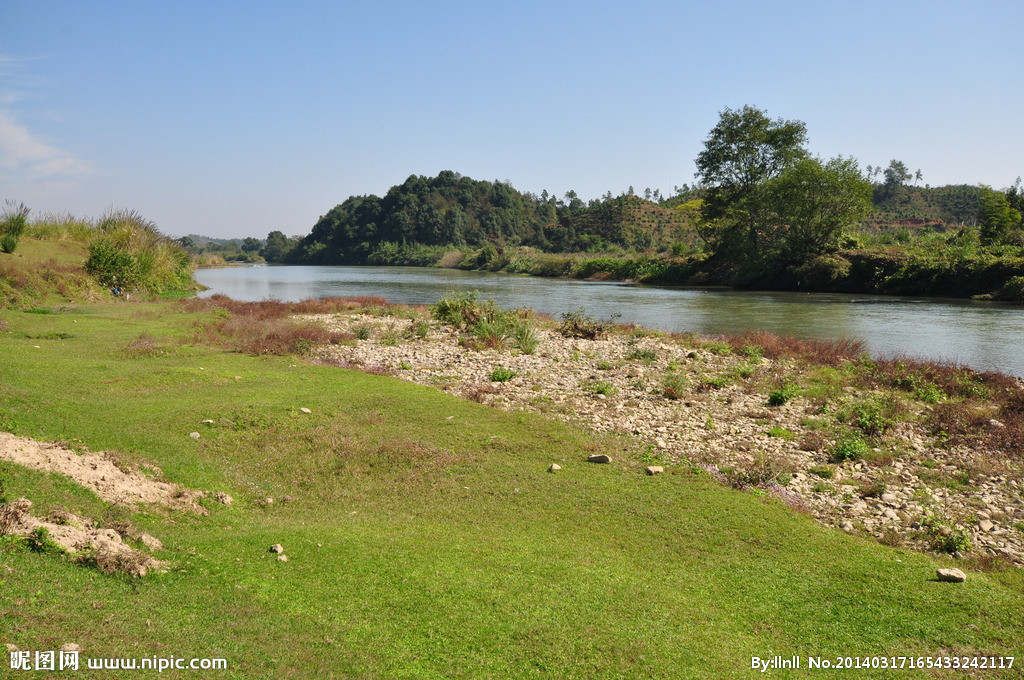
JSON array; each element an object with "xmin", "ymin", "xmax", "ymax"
[{"xmin": 288, "ymin": 171, "xmax": 699, "ymax": 264}]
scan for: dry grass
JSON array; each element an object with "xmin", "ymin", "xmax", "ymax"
[{"xmin": 726, "ymin": 331, "xmax": 865, "ymax": 366}]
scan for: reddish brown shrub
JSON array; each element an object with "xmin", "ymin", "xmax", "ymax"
[{"xmin": 727, "ymin": 331, "xmax": 865, "ymax": 366}]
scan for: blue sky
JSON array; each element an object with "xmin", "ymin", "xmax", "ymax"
[{"xmin": 1, "ymin": 1, "xmax": 1021, "ymax": 239}]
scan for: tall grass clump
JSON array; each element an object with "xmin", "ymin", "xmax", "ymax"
[
  {"xmin": 0, "ymin": 201, "xmax": 30, "ymax": 254},
  {"xmin": 84, "ymin": 209, "xmax": 194, "ymax": 296},
  {"xmin": 431, "ymin": 292, "xmax": 537, "ymax": 351}
]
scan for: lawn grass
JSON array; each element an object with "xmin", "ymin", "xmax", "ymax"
[{"xmin": 1, "ymin": 302, "xmax": 1023, "ymax": 678}]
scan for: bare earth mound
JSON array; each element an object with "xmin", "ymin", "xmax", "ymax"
[{"xmin": 0, "ymin": 432, "xmax": 207, "ymax": 514}]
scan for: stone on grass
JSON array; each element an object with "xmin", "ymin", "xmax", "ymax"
[
  {"xmin": 587, "ymin": 454, "xmax": 611, "ymax": 464},
  {"xmin": 189, "ymin": 432, "xmax": 200, "ymax": 439},
  {"xmin": 936, "ymin": 568, "xmax": 966, "ymax": 583},
  {"xmin": 277, "ymin": 554, "xmax": 289, "ymax": 562},
  {"xmin": 299, "ymin": 407, "xmax": 312, "ymax": 414},
  {"xmin": 5, "ymin": 644, "xmax": 18, "ymax": 653},
  {"xmin": 269, "ymin": 544, "xmax": 284, "ymax": 554},
  {"xmin": 979, "ymin": 519, "xmax": 995, "ymax": 532},
  {"xmin": 201, "ymin": 419, "xmax": 215, "ymax": 425},
  {"xmin": 60, "ymin": 643, "xmax": 81, "ymax": 653},
  {"xmin": 646, "ymin": 466, "xmax": 664, "ymax": 475},
  {"xmin": 214, "ymin": 492, "xmax": 234, "ymax": 506},
  {"xmin": 548, "ymin": 464, "xmax": 561, "ymax": 473}
]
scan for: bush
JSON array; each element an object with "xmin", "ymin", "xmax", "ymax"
[
  {"xmin": 831, "ymin": 432, "xmax": 869, "ymax": 462},
  {"xmin": 921, "ymin": 515, "xmax": 972, "ymax": 554},
  {"xmin": 559, "ymin": 308, "xmax": 615, "ymax": 339},
  {"xmin": 0, "ymin": 201, "xmax": 30, "ymax": 254},
  {"xmin": 627, "ymin": 347, "xmax": 657, "ymax": 362},
  {"xmin": 767, "ymin": 383, "xmax": 799, "ymax": 406},
  {"xmin": 662, "ymin": 372, "xmax": 691, "ymax": 400},
  {"xmin": 584, "ymin": 379, "xmax": 618, "ymax": 397},
  {"xmin": 489, "ymin": 366, "xmax": 516, "ymax": 382},
  {"xmin": 84, "ymin": 209, "xmax": 193, "ymax": 295}
]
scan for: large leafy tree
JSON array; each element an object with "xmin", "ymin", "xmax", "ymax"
[
  {"xmin": 978, "ymin": 185, "xmax": 1023, "ymax": 245},
  {"xmin": 695, "ymin": 105, "xmax": 808, "ymax": 250},
  {"xmin": 764, "ymin": 156, "xmax": 873, "ymax": 261}
]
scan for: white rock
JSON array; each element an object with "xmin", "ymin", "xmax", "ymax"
[
  {"xmin": 645, "ymin": 466, "xmax": 664, "ymax": 475},
  {"xmin": 587, "ymin": 454, "xmax": 611, "ymax": 464},
  {"xmin": 936, "ymin": 568, "xmax": 966, "ymax": 583},
  {"xmin": 979, "ymin": 520, "xmax": 995, "ymax": 532},
  {"xmin": 269, "ymin": 544, "xmax": 284, "ymax": 554},
  {"xmin": 299, "ymin": 407, "xmax": 312, "ymax": 414},
  {"xmin": 548, "ymin": 463, "xmax": 561, "ymax": 473},
  {"xmin": 189, "ymin": 432, "xmax": 200, "ymax": 439}
]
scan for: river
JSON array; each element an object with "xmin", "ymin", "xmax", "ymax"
[{"xmin": 194, "ymin": 265, "xmax": 1024, "ymax": 377}]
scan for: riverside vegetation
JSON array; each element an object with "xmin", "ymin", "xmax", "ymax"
[
  {"xmin": 1, "ymin": 216, "xmax": 1023, "ymax": 675},
  {"xmin": 226, "ymin": 106, "xmax": 1024, "ymax": 303}
]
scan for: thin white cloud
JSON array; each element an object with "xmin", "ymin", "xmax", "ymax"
[{"xmin": 0, "ymin": 109, "xmax": 93, "ymax": 181}]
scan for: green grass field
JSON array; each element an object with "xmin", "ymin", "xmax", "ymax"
[{"xmin": 1, "ymin": 300, "xmax": 1022, "ymax": 679}]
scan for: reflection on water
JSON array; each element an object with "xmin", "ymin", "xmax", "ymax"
[{"xmin": 195, "ymin": 265, "xmax": 1024, "ymax": 377}]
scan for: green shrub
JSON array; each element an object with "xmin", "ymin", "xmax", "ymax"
[
  {"xmin": 662, "ymin": 372, "xmax": 691, "ymax": 400},
  {"xmin": 0, "ymin": 201, "xmax": 29, "ymax": 254},
  {"xmin": 921, "ymin": 515, "xmax": 972, "ymax": 554},
  {"xmin": 584, "ymin": 380, "xmax": 618, "ymax": 397},
  {"xmin": 26, "ymin": 526, "xmax": 63, "ymax": 555},
  {"xmin": 627, "ymin": 347, "xmax": 657, "ymax": 363},
  {"xmin": 512, "ymin": 323, "xmax": 540, "ymax": 355},
  {"xmin": 767, "ymin": 383, "xmax": 799, "ymax": 406},
  {"xmin": 489, "ymin": 366, "xmax": 517, "ymax": 382},
  {"xmin": 808, "ymin": 464, "xmax": 834, "ymax": 479},
  {"xmin": 84, "ymin": 209, "xmax": 193, "ymax": 295},
  {"xmin": 831, "ymin": 432, "xmax": 869, "ymax": 462},
  {"xmin": 766, "ymin": 426, "xmax": 794, "ymax": 440}
]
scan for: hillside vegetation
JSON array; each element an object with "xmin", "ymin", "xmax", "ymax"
[
  {"xmin": 251, "ymin": 107, "xmax": 1023, "ymax": 301},
  {"xmin": 0, "ymin": 210, "xmax": 196, "ymax": 309}
]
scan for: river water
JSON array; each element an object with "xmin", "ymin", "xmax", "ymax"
[{"xmin": 194, "ymin": 265, "xmax": 1024, "ymax": 377}]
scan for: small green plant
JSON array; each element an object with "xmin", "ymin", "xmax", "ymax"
[
  {"xmin": 353, "ymin": 323, "xmax": 374, "ymax": 340},
  {"xmin": 627, "ymin": 347, "xmax": 657, "ymax": 363},
  {"xmin": 811, "ymin": 482, "xmax": 833, "ymax": 494},
  {"xmin": 839, "ymin": 397, "xmax": 896, "ymax": 436},
  {"xmin": 913, "ymin": 382, "xmax": 947, "ymax": 404},
  {"xmin": 408, "ymin": 320, "xmax": 430, "ymax": 339},
  {"xmin": 767, "ymin": 383, "xmax": 799, "ymax": 406},
  {"xmin": 766, "ymin": 426, "xmax": 794, "ymax": 440},
  {"xmin": 380, "ymin": 328, "xmax": 400, "ymax": 346},
  {"xmin": 808, "ymin": 464, "xmax": 834, "ymax": 479},
  {"xmin": 741, "ymin": 345, "xmax": 763, "ymax": 363},
  {"xmin": 26, "ymin": 526, "xmax": 63, "ymax": 555},
  {"xmin": 489, "ymin": 366, "xmax": 517, "ymax": 382},
  {"xmin": 704, "ymin": 415, "xmax": 716, "ymax": 430},
  {"xmin": 584, "ymin": 380, "xmax": 618, "ymax": 397},
  {"xmin": 703, "ymin": 375, "xmax": 731, "ymax": 390},
  {"xmin": 921, "ymin": 514, "xmax": 972, "ymax": 554},
  {"xmin": 662, "ymin": 373, "xmax": 690, "ymax": 400},
  {"xmin": 831, "ymin": 432, "xmax": 870, "ymax": 462},
  {"xmin": 596, "ymin": 360, "xmax": 614, "ymax": 370},
  {"xmin": 398, "ymin": 361, "xmax": 412, "ymax": 370},
  {"xmin": 511, "ymin": 323, "xmax": 540, "ymax": 355}
]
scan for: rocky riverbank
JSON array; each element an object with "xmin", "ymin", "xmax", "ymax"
[{"xmin": 309, "ymin": 310, "xmax": 1024, "ymax": 567}]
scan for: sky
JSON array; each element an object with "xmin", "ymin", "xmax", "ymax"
[{"xmin": 1, "ymin": 1, "xmax": 1022, "ymax": 239}]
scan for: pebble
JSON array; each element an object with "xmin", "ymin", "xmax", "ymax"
[
  {"xmin": 189, "ymin": 432, "xmax": 200, "ymax": 439},
  {"xmin": 299, "ymin": 407, "xmax": 312, "ymax": 414},
  {"xmin": 548, "ymin": 463, "xmax": 561, "ymax": 472},
  {"xmin": 645, "ymin": 466, "xmax": 664, "ymax": 475},
  {"xmin": 269, "ymin": 544, "xmax": 284, "ymax": 554},
  {"xmin": 587, "ymin": 454, "xmax": 611, "ymax": 464}
]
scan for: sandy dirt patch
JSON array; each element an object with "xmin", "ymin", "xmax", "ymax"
[{"xmin": 0, "ymin": 432, "xmax": 206, "ymax": 514}]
